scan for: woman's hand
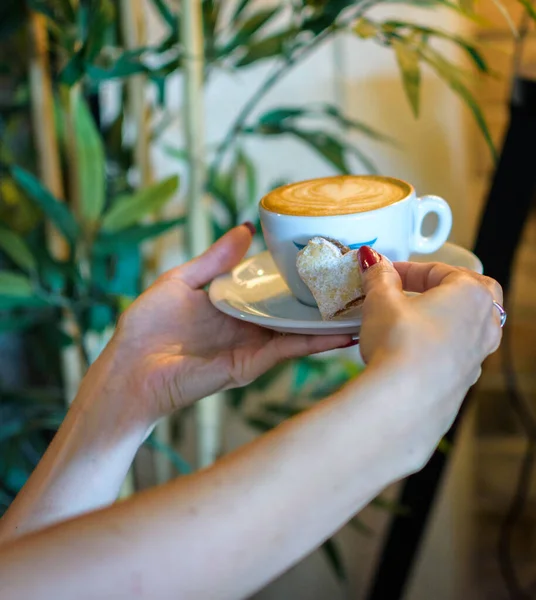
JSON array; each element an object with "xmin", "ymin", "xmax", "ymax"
[
  {"xmin": 349, "ymin": 245, "xmax": 503, "ymax": 473},
  {"xmin": 89, "ymin": 224, "xmax": 352, "ymax": 427},
  {"xmin": 0, "ymin": 224, "xmax": 352, "ymax": 543},
  {"xmin": 357, "ymin": 246, "xmax": 502, "ymax": 370}
]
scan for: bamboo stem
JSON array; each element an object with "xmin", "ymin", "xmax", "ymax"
[
  {"xmin": 28, "ymin": 13, "xmax": 67, "ymax": 259},
  {"xmin": 119, "ymin": 0, "xmax": 152, "ymax": 188},
  {"xmin": 182, "ymin": 1, "xmax": 211, "ymax": 256},
  {"xmin": 28, "ymin": 12, "xmax": 86, "ymax": 405},
  {"xmin": 181, "ymin": 0, "xmax": 221, "ymax": 469},
  {"xmin": 116, "ymin": 0, "xmax": 158, "ymax": 494}
]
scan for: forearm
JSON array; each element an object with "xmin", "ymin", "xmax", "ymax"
[
  {"xmin": 0, "ymin": 357, "xmax": 423, "ymax": 600},
  {"xmin": 0, "ymin": 350, "xmax": 147, "ymax": 544}
]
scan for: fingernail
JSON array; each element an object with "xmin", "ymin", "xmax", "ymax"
[
  {"xmin": 242, "ymin": 221, "xmax": 256, "ymax": 236},
  {"xmin": 357, "ymin": 246, "xmax": 381, "ymax": 272},
  {"xmin": 338, "ymin": 338, "xmax": 359, "ymax": 349}
]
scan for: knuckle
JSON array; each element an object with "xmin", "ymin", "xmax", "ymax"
[
  {"xmin": 487, "ymin": 278, "xmax": 503, "ymax": 303},
  {"xmin": 487, "ymin": 326, "xmax": 503, "ymax": 355},
  {"xmin": 473, "ymin": 273, "xmax": 502, "ymax": 301},
  {"xmin": 462, "ymin": 276, "xmax": 493, "ymax": 304}
]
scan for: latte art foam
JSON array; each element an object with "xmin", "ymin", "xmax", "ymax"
[{"xmin": 261, "ymin": 175, "xmax": 411, "ymax": 216}]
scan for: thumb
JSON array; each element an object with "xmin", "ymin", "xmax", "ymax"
[
  {"xmin": 164, "ymin": 222, "xmax": 255, "ymax": 289},
  {"xmin": 357, "ymin": 246, "xmax": 403, "ymax": 296}
]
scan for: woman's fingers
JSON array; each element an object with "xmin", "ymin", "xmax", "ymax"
[
  {"xmin": 393, "ymin": 261, "xmax": 461, "ymax": 293},
  {"xmin": 249, "ymin": 333, "xmax": 356, "ymax": 380},
  {"xmin": 394, "ymin": 261, "xmax": 504, "ymax": 305},
  {"xmin": 161, "ymin": 223, "xmax": 255, "ymax": 289},
  {"xmin": 357, "ymin": 247, "xmax": 404, "ymax": 299}
]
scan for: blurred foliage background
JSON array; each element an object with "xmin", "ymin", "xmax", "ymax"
[{"xmin": 0, "ymin": 0, "xmax": 533, "ymax": 583}]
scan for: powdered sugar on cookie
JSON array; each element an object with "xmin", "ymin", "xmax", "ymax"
[{"xmin": 296, "ymin": 237, "xmax": 365, "ymax": 320}]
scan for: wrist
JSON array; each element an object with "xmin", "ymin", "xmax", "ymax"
[
  {"xmin": 343, "ymin": 353, "xmax": 433, "ymax": 479},
  {"xmin": 74, "ymin": 341, "xmax": 153, "ymax": 446}
]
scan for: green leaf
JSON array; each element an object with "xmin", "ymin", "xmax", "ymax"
[
  {"xmin": 86, "ymin": 55, "xmax": 150, "ymax": 82},
  {"xmin": 161, "ymin": 145, "xmax": 188, "ymax": 160},
  {"xmin": 0, "ymin": 297, "xmax": 48, "ymax": 310},
  {"xmin": 392, "ymin": 38, "xmax": 421, "ymax": 118},
  {"xmin": 11, "ymin": 167, "xmax": 80, "ymax": 244},
  {"xmin": 224, "ymin": 8, "xmax": 280, "ymax": 53},
  {"xmin": 349, "ymin": 517, "xmax": 374, "ymax": 536},
  {"xmin": 232, "ymin": 0, "xmax": 251, "ymax": 20},
  {"xmin": 320, "ymin": 104, "xmax": 395, "ymax": 143},
  {"xmin": 459, "ymin": 0, "xmax": 474, "ymax": 13},
  {"xmin": 27, "ymin": 0, "xmax": 74, "ymax": 22},
  {"xmin": 437, "ymin": 437, "xmax": 452, "ymax": 454},
  {"xmin": 28, "ymin": 0, "xmax": 66, "ymax": 20},
  {"xmin": 235, "ymin": 149, "xmax": 257, "ymax": 207},
  {"xmin": 0, "ymin": 313, "xmax": 44, "ymax": 332},
  {"xmin": 254, "ymin": 104, "xmax": 393, "ymax": 144},
  {"xmin": 236, "ymin": 30, "xmax": 295, "ymax": 67},
  {"xmin": 93, "ymin": 217, "xmax": 186, "ymax": 255},
  {"xmin": 517, "ymin": 0, "xmax": 536, "ymax": 21},
  {"xmin": 150, "ymin": 0, "xmax": 177, "ymax": 28},
  {"xmin": 83, "ymin": 0, "xmax": 115, "ymax": 62},
  {"xmin": 203, "ymin": 0, "xmax": 221, "ymax": 48},
  {"xmin": 59, "ymin": 50, "xmax": 86, "ymax": 87},
  {"xmin": 247, "ymin": 416, "xmax": 277, "ymax": 432},
  {"xmin": 228, "ymin": 387, "xmax": 247, "ymax": 409},
  {"xmin": 92, "ymin": 245, "xmax": 141, "ymax": 297},
  {"xmin": 0, "ymin": 271, "xmax": 33, "ymax": 296},
  {"xmin": 300, "ymin": 356, "xmax": 332, "ymax": 374},
  {"xmin": 309, "ymin": 373, "xmax": 353, "ymax": 399},
  {"xmin": 248, "ymin": 362, "xmax": 289, "ymax": 391},
  {"xmin": 0, "ymin": 228, "xmax": 36, "ymax": 272},
  {"xmin": 212, "ymin": 217, "xmax": 229, "ymax": 241},
  {"xmin": 289, "ymin": 129, "xmax": 349, "ymax": 173},
  {"xmin": 420, "ymin": 46, "xmax": 496, "ymax": 159},
  {"xmin": 320, "ymin": 539, "xmax": 346, "ymax": 581},
  {"xmin": 338, "ymin": 358, "xmax": 365, "ymax": 379},
  {"xmin": 262, "ymin": 403, "xmax": 304, "ymax": 418},
  {"xmin": 117, "ymin": 295, "xmax": 134, "ymax": 312},
  {"xmin": 37, "ymin": 252, "xmax": 72, "ymax": 294},
  {"xmin": 353, "ymin": 18, "xmax": 379, "ymax": 39},
  {"xmin": 384, "ymin": 22, "xmax": 488, "ymax": 73},
  {"xmin": 371, "ymin": 496, "xmax": 409, "ymax": 515},
  {"xmin": 208, "ymin": 172, "xmax": 237, "ymax": 220},
  {"xmin": 303, "ymin": 0, "xmax": 354, "ymax": 34},
  {"xmin": 145, "ymin": 433, "xmax": 192, "ymax": 475},
  {"xmin": 101, "ymin": 175, "xmax": 180, "ymax": 233},
  {"xmin": 73, "ymin": 95, "xmax": 106, "ymax": 226},
  {"xmin": 258, "ymin": 107, "xmax": 304, "ymax": 128},
  {"xmin": 293, "ymin": 360, "xmax": 312, "ymax": 391},
  {"xmin": 87, "ymin": 304, "xmax": 113, "ymax": 333}
]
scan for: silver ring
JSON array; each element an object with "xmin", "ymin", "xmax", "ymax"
[{"xmin": 493, "ymin": 301, "xmax": 507, "ymax": 328}]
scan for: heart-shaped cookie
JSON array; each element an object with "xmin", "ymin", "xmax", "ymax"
[{"xmin": 296, "ymin": 237, "xmax": 365, "ymax": 320}]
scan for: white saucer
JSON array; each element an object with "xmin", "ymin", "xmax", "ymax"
[{"xmin": 208, "ymin": 243, "xmax": 483, "ymax": 335}]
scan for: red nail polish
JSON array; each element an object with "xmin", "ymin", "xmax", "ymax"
[
  {"xmin": 339, "ymin": 339, "xmax": 359, "ymax": 349},
  {"xmin": 357, "ymin": 246, "xmax": 381, "ymax": 271},
  {"xmin": 242, "ymin": 221, "xmax": 256, "ymax": 236}
]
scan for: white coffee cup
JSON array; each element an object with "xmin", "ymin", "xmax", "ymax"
[{"xmin": 259, "ymin": 175, "xmax": 452, "ymax": 306}]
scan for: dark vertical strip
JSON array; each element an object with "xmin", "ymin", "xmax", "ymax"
[{"xmin": 364, "ymin": 76, "xmax": 536, "ymax": 600}]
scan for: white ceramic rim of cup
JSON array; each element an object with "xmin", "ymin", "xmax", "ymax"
[{"xmin": 259, "ymin": 175, "xmax": 416, "ymax": 219}]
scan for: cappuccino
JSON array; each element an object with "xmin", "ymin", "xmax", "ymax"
[
  {"xmin": 261, "ymin": 175, "xmax": 411, "ymax": 217},
  {"xmin": 259, "ymin": 175, "xmax": 453, "ymax": 306}
]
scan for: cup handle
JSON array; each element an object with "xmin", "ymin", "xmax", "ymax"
[{"xmin": 411, "ymin": 195, "xmax": 453, "ymax": 254}]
